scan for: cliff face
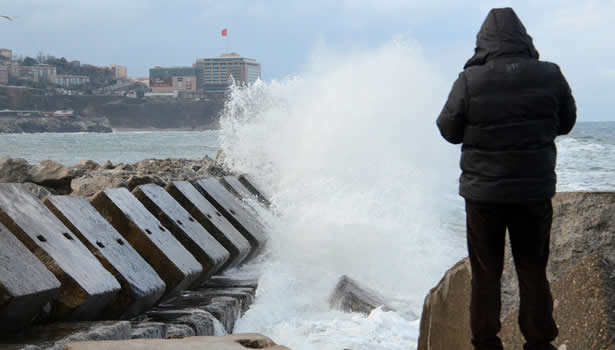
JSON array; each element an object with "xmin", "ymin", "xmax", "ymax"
[
  {"xmin": 418, "ymin": 192, "xmax": 615, "ymax": 350},
  {"xmin": 0, "ymin": 86, "xmax": 225, "ymax": 130}
]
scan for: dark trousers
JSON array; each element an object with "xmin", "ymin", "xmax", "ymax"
[{"xmin": 465, "ymin": 200, "xmax": 558, "ymax": 350}]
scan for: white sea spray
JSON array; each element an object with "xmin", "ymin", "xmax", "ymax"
[{"xmin": 219, "ymin": 40, "xmax": 467, "ymax": 350}]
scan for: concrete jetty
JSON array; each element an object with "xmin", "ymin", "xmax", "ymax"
[{"xmin": 0, "ymin": 174, "xmax": 273, "ymax": 349}]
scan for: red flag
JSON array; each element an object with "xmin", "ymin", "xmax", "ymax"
[{"xmin": 221, "ymin": 28, "xmax": 228, "ymax": 37}]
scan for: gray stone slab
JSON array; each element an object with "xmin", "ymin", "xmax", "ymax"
[
  {"xmin": 0, "ymin": 222, "xmax": 61, "ymax": 332},
  {"xmin": 166, "ymin": 181, "xmax": 250, "ymax": 270},
  {"xmin": 90, "ymin": 188, "xmax": 202, "ymax": 299},
  {"xmin": 44, "ymin": 195, "xmax": 166, "ymax": 319},
  {"xmin": 193, "ymin": 178, "xmax": 267, "ymax": 261},
  {"xmin": 238, "ymin": 174, "xmax": 272, "ymax": 208},
  {"xmin": 0, "ymin": 184, "xmax": 120, "ymax": 321},
  {"xmin": 132, "ymin": 184, "xmax": 230, "ymax": 286}
]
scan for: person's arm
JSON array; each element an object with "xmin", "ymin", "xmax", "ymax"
[
  {"xmin": 437, "ymin": 72, "xmax": 467, "ymax": 144},
  {"xmin": 557, "ymin": 67, "xmax": 576, "ymax": 135}
]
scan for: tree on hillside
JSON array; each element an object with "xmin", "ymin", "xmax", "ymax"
[{"xmin": 23, "ymin": 56, "xmax": 37, "ymax": 66}]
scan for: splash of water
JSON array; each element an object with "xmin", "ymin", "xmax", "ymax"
[{"xmin": 220, "ymin": 40, "xmax": 467, "ymax": 350}]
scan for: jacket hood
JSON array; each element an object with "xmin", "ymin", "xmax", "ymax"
[{"xmin": 464, "ymin": 7, "xmax": 539, "ymax": 69}]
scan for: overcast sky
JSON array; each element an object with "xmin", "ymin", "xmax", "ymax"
[{"xmin": 2, "ymin": 0, "xmax": 614, "ymax": 121}]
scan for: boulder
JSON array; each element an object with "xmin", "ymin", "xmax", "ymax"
[
  {"xmin": 0, "ymin": 157, "xmax": 32, "ymax": 183},
  {"xmin": 500, "ymin": 254, "xmax": 615, "ymax": 349},
  {"xmin": 126, "ymin": 175, "xmax": 166, "ymax": 191},
  {"xmin": 101, "ymin": 161, "xmax": 114, "ymax": 170},
  {"xmin": 417, "ymin": 259, "xmax": 472, "ymax": 350},
  {"xmin": 144, "ymin": 309, "xmax": 219, "ymax": 336},
  {"xmin": 74, "ymin": 160, "xmax": 100, "ymax": 172},
  {"xmin": 64, "ymin": 333, "xmax": 291, "ymax": 350},
  {"xmin": 418, "ymin": 192, "xmax": 615, "ymax": 350},
  {"xmin": 28, "ymin": 160, "xmax": 77, "ymax": 193},
  {"xmin": 71, "ymin": 176, "xmax": 128, "ymax": 198}
]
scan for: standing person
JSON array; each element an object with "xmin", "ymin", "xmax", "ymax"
[{"xmin": 436, "ymin": 7, "xmax": 576, "ymax": 350}]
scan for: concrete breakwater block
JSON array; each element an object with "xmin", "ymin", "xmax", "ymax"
[
  {"xmin": 329, "ymin": 275, "xmax": 400, "ymax": 316},
  {"xmin": 194, "ymin": 178, "xmax": 267, "ymax": 260},
  {"xmin": 166, "ymin": 181, "xmax": 251, "ymax": 269},
  {"xmin": 65, "ymin": 333, "xmax": 292, "ymax": 350},
  {"xmin": 44, "ymin": 195, "xmax": 166, "ymax": 319},
  {"xmin": 143, "ymin": 309, "xmax": 221, "ymax": 337},
  {"xmin": 220, "ymin": 176, "xmax": 262, "ymax": 205},
  {"xmin": 238, "ymin": 174, "xmax": 272, "ymax": 208},
  {"xmin": 90, "ymin": 188, "xmax": 202, "ymax": 299},
  {"xmin": 0, "ymin": 222, "xmax": 61, "ymax": 332},
  {"xmin": 0, "ymin": 184, "xmax": 120, "ymax": 321},
  {"xmin": 133, "ymin": 184, "xmax": 230, "ymax": 285}
]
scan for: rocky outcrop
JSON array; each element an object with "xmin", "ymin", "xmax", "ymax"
[
  {"xmin": 500, "ymin": 253, "xmax": 615, "ymax": 349},
  {"xmin": 0, "ymin": 116, "xmax": 112, "ymax": 133},
  {"xmin": 418, "ymin": 192, "xmax": 615, "ymax": 350}
]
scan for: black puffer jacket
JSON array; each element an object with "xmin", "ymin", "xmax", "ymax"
[{"xmin": 437, "ymin": 7, "xmax": 576, "ymax": 202}]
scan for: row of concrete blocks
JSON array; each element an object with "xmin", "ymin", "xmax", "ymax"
[{"xmin": 0, "ymin": 175, "xmax": 270, "ymax": 332}]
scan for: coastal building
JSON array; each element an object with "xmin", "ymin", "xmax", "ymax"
[
  {"xmin": 110, "ymin": 64, "xmax": 127, "ymax": 80},
  {"xmin": 0, "ymin": 65, "xmax": 8, "ymax": 85},
  {"xmin": 6, "ymin": 61, "xmax": 21, "ymax": 77},
  {"xmin": 56, "ymin": 74, "xmax": 90, "ymax": 88},
  {"xmin": 194, "ymin": 53, "xmax": 261, "ymax": 93},
  {"xmin": 20, "ymin": 65, "xmax": 57, "ymax": 83},
  {"xmin": 0, "ymin": 49, "xmax": 12, "ymax": 60},
  {"xmin": 149, "ymin": 66, "xmax": 196, "ymax": 93}
]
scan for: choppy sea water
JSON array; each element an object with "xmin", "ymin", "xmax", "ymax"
[
  {"xmin": 0, "ymin": 130, "xmax": 220, "ymax": 165},
  {"xmin": 0, "ymin": 118, "xmax": 612, "ymax": 349}
]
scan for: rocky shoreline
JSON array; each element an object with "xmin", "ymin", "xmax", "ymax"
[
  {"xmin": 0, "ymin": 116, "xmax": 112, "ymax": 133},
  {"xmin": 0, "ymin": 155, "xmax": 228, "ymax": 198}
]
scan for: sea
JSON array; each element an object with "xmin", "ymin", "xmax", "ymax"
[{"xmin": 1, "ymin": 43, "xmax": 614, "ymax": 350}]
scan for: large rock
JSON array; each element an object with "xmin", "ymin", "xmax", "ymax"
[
  {"xmin": 0, "ymin": 157, "xmax": 32, "ymax": 183},
  {"xmin": 133, "ymin": 184, "xmax": 230, "ymax": 284},
  {"xmin": 167, "ymin": 181, "xmax": 251, "ymax": 270},
  {"xmin": 45, "ymin": 195, "xmax": 166, "ymax": 319},
  {"xmin": 90, "ymin": 188, "xmax": 202, "ymax": 299},
  {"xmin": 417, "ymin": 259, "xmax": 472, "ymax": 350},
  {"xmin": 64, "ymin": 333, "xmax": 291, "ymax": 350},
  {"xmin": 418, "ymin": 192, "xmax": 615, "ymax": 350},
  {"xmin": 0, "ymin": 222, "xmax": 61, "ymax": 332},
  {"xmin": 0, "ymin": 184, "xmax": 120, "ymax": 321},
  {"xmin": 501, "ymin": 192, "xmax": 615, "ymax": 317},
  {"xmin": 194, "ymin": 178, "xmax": 268, "ymax": 261},
  {"xmin": 71, "ymin": 176, "xmax": 128, "ymax": 198},
  {"xmin": 28, "ymin": 160, "xmax": 78, "ymax": 193},
  {"xmin": 500, "ymin": 254, "xmax": 615, "ymax": 349}
]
